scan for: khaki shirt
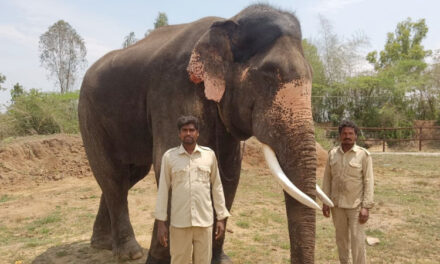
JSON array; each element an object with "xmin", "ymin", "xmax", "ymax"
[
  {"xmin": 155, "ymin": 144, "xmax": 231, "ymax": 228},
  {"xmin": 322, "ymin": 144, "xmax": 374, "ymax": 209}
]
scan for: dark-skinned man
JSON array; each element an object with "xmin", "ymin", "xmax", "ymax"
[
  {"xmin": 155, "ymin": 115, "xmax": 230, "ymax": 264},
  {"xmin": 322, "ymin": 120, "xmax": 374, "ymax": 264}
]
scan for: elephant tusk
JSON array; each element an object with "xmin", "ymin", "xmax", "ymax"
[
  {"xmin": 262, "ymin": 144, "xmax": 321, "ymax": 210},
  {"xmin": 316, "ymin": 185, "xmax": 334, "ymax": 207}
]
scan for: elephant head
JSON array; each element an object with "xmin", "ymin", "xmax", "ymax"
[{"xmin": 188, "ymin": 5, "xmax": 333, "ymax": 263}]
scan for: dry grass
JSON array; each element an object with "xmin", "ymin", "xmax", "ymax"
[{"xmin": 1, "ymin": 154, "xmax": 439, "ymax": 263}]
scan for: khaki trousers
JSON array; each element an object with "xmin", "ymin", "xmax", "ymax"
[
  {"xmin": 331, "ymin": 207, "xmax": 366, "ymax": 264},
  {"xmin": 170, "ymin": 225, "xmax": 212, "ymax": 264}
]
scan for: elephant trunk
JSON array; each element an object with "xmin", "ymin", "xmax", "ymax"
[
  {"xmin": 257, "ymin": 84, "xmax": 318, "ymax": 263},
  {"xmin": 264, "ymin": 125, "xmax": 317, "ymax": 263},
  {"xmin": 282, "ymin": 129, "xmax": 317, "ymax": 264},
  {"xmin": 256, "ymin": 120, "xmax": 318, "ymax": 263}
]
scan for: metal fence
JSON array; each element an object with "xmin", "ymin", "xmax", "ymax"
[{"xmin": 322, "ymin": 126, "xmax": 440, "ymax": 152}]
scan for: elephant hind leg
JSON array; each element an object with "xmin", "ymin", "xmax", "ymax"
[
  {"xmin": 91, "ymin": 163, "xmax": 151, "ymax": 251},
  {"xmin": 88, "ymin": 151, "xmax": 150, "ymax": 260}
]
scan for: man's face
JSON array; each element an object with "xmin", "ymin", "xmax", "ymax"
[
  {"xmin": 339, "ymin": 127, "xmax": 357, "ymax": 145},
  {"xmin": 179, "ymin": 123, "xmax": 199, "ymax": 145}
]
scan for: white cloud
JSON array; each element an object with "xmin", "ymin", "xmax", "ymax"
[{"xmin": 0, "ymin": 24, "xmax": 38, "ymax": 48}]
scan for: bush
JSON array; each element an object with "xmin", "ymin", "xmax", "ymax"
[
  {"xmin": 315, "ymin": 125, "xmax": 334, "ymax": 150},
  {"xmin": 1, "ymin": 89, "xmax": 79, "ymax": 140}
]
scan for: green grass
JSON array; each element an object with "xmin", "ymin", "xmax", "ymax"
[
  {"xmin": 223, "ymin": 154, "xmax": 440, "ymax": 263},
  {"xmin": 0, "ymin": 153, "xmax": 438, "ymax": 263},
  {"xmin": 0, "ymin": 194, "xmax": 14, "ymax": 203}
]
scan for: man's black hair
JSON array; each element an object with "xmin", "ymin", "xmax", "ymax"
[
  {"xmin": 338, "ymin": 120, "xmax": 359, "ymax": 135},
  {"xmin": 177, "ymin": 115, "xmax": 199, "ymax": 131}
]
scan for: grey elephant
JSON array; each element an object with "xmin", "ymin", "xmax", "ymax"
[{"xmin": 78, "ymin": 4, "xmax": 332, "ymax": 264}]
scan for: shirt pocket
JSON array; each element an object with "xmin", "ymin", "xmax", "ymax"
[
  {"xmin": 196, "ymin": 165, "xmax": 211, "ymax": 183},
  {"xmin": 347, "ymin": 161, "xmax": 362, "ymax": 178},
  {"xmin": 171, "ymin": 167, "xmax": 188, "ymax": 184}
]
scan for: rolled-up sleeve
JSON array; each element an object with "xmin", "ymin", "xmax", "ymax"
[
  {"xmin": 210, "ymin": 152, "xmax": 231, "ymax": 221},
  {"xmin": 155, "ymin": 152, "xmax": 171, "ymax": 221},
  {"xmin": 361, "ymin": 154, "xmax": 374, "ymax": 209}
]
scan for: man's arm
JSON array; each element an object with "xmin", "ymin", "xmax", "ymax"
[
  {"xmin": 210, "ymin": 152, "xmax": 230, "ymax": 239},
  {"xmin": 360, "ymin": 153, "xmax": 374, "ymax": 224},
  {"xmin": 155, "ymin": 153, "xmax": 171, "ymax": 246},
  {"xmin": 322, "ymin": 154, "xmax": 332, "ymax": 218}
]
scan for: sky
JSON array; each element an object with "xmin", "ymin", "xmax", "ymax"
[{"xmin": 1, "ymin": 0, "xmax": 440, "ymax": 109}]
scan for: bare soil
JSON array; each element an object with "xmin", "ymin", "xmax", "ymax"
[
  {"xmin": 0, "ymin": 134, "xmax": 327, "ymax": 264},
  {"xmin": 4, "ymin": 134, "xmax": 438, "ymax": 263}
]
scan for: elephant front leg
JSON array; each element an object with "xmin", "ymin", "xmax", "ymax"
[
  {"xmin": 91, "ymin": 195, "xmax": 113, "ymax": 250},
  {"xmin": 146, "ymin": 220, "xmax": 171, "ymax": 264},
  {"xmin": 212, "ymin": 138, "xmax": 242, "ymax": 264}
]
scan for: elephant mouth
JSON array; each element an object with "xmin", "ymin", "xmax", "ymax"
[{"xmin": 261, "ymin": 143, "xmax": 334, "ymax": 210}]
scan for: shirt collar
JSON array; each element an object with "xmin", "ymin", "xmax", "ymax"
[
  {"xmin": 338, "ymin": 144, "xmax": 359, "ymax": 153},
  {"xmin": 178, "ymin": 144, "xmax": 202, "ymax": 155}
]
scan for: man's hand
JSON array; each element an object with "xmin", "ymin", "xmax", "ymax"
[
  {"xmin": 215, "ymin": 219, "xmax": 225, "ymax": 240},
  {"xmin": 157, "ymin": 220, "xmax": 168, "ymax": 247},
  {"xmin": 322, "ymin": 204, "xmax": 330, "ymax": 218},
  {"xmin": 359, "ymin": 208, "xmax": 369, "ymax": 224}
]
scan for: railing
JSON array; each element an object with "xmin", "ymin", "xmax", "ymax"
[{"xmin": 322, "ymin": 126, "xmax": 440, "ymax": 152}]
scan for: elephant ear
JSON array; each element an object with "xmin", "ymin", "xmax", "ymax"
[{"xmin": 187, "ymin": 20, "xmax": 237, "ymax": 102}]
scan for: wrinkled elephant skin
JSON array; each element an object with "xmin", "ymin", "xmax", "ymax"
[{"xmin": 79, "ymin": 4, "xmax": 317, "ymax": 264}]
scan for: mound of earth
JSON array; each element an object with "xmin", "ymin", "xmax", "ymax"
[
  {"xmin": 0, "ymin": 134, "xmax": 92, "ymax": 186},
  {"xmin": 0, "ymin": 134, "xmax": 327, "ymax": 186}
]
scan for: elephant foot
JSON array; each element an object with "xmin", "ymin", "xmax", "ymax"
[
  {"xmin": 91, "ymin": 234, "xmax": 112, "ymax": 250},
  {"xmin": 145, "ymin": 252, "xmax": 171, "ymax": 264},
  {"xmin": 113, "ymin": 237, "xmax": 144, "ymax": 260},
  {"xmin": 211, "ymin": 251, "xmax": 233, "ymax": 264}
]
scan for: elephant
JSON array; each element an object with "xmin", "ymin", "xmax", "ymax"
[{"xmin": 78, "ymin": 4, "xmax": 333, "ymax": 264}]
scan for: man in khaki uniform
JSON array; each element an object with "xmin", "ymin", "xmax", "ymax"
[
  {"xmin": 322, "ymin": 120, "xmax": 374, "ymax": 264},
  {"xmin": 155, "ymin": 115, "xmax": 230, "ymax": 264}
]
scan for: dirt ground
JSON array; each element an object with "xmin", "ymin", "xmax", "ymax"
[
  {"xmin": 0, "ymin": 134, "xmax": 327, "ymax": 264},
  {"xmin": 3, "ymin": 134, "xmax": 438, "ymax": 263}
]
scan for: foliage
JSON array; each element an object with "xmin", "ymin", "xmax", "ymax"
[
  {"xmin": 314, "ymin": 125, "xmax": 334, "ymax": 150},
  {"xmin": 308, "ymin": 17, "xmax": 438, "ymax": 139},
  {"xmin": 316, "ymin": 16, "xmax": 370, "ymax": 84},
  {"xmin": 145, "ymin": 12, "xmax": 169, "ymax": 36},
  {"xmin": 122, "ymin": 32, "xmax": 138, "ymax": 48},
  {"xmin": 303, "ymin": 39, "xmax": 326, "ymax": 85},
  {"xmin": 365, "ymin": 18, "xmax": 436, "ymax": 123},
  {"xmin": 0, "ymin": 73, "xmax": 5, "ymax": 91},
  {"xmin": 367, "ymin": 18, "xmax": 431, "ymax": 70},
  {"xmin": 303, "ymin": 39, "xmax": 327, "ymax": 122},
  {"xmin": 154, "ymin": 12, "xmax": 168, "ymax": 29},
  {"xmin": 39, "ymin": 20, "xmax": 87, "ymax": 93},
  {"xmin": 10, "ymin": 83, "xmax": 24, "ymax": 103},
  {"xmin": 1, "ymin": 89, "xmax": 79, "ymax": 140},
  {"xmin": 308, "ymin": 16, "xmax": 370, "ymax": 123}
]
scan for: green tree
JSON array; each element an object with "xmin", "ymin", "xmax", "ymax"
[
  {"xmin": 367, "ymin": 18, "xmax": 430, "ymax": 70},
  {"xmin": 145, "ymin": 12, "xmax": 169, "ymax": 36},
  {"xmin": 0, "ymin": 73, "xmax": 6, "ymax": 91},
  {"xmin": 10, "ymin": 83, "xmax": 24, "ymax": 103},
  {"xmin": 122, "ymin": 32, "xmax": 138, "ymax": 48},
  {"xmin": 303, "ymin": 39, "xmax": 327, "ymax": 122},
  {"xmin": 303, "ymin": 39, "xmax": 326, "ymax": 85},
  {"xmin": 39, "ymin": 20, "xmax": 87, "ymax": 93},
  {"xmin": 154, "ymin": 12, "xmax": 168, "ymax": 28},
  {"xmin": 317, "ymin": 16, "xmax": 369, "ymax": 84},
  {"xmin": 367, "ymin": 18, "xmax": 434, "ymax": 121}
]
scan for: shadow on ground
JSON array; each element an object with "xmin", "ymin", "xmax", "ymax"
[{"xmin": 32, "ymin": 240, "xmax": 149, "ymax": 264}]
